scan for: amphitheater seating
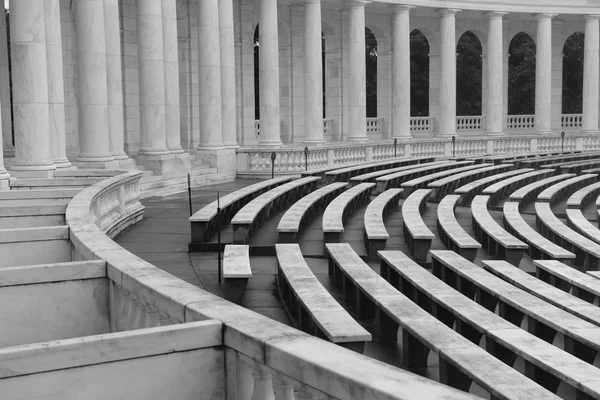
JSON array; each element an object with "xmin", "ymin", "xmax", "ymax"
[
  {"xmin": 559, "ymin": 159, "xmax": 600, "ymax": 174},
  {"xmin": 454, "ymin": 168, "xmax": 533, "ymax": 206},
  {"xmin": 503, "ymin": 202, "xmax": 576, "ymax": 262},
  {"xmin": 223, "ymin": 244, "xmax": 251, "ymax": 304},
  {"xmin": 325, "ymin": 243, "xmax": 559, "ymax": 399},
  {"xmin": 482, "ymin": 260, "xmax": 600, "ymax": 327},
  {"xmin": 428, "ymin": 164, "xmax": 513, "ymax": 201},
  {"xmin": 190, "ymin": 176, "xmax": 293, "ymax": 243},
  {"xmin": 537, "ymin": 174, "xmax": 597, "ymax": 204},
  {"xmin": 275, "ymin": 243, "xmax": 371, "ymax": 352},
  {"xmin": 323, "ymin": 156, "xmax": 435, "ymax": 183},
  {"xmin": 399, "ymin": 163, "xmax": 487, "ymax": 198},
  {"xmin": 534, "ymin": 259, "xmax": 600, "ymax": 305},
  {"xmin": 363, "ymin": 188, "xmax": 403, "ymax": 260},
  {"xmin": 350, "ymin": 160, "xmax": 452, "ymax": 185},
  {"xmin": 566, "ymin": 208, "xmax": 600, "ymax": 245},
  {"xmin": 277, "ymin": 182, "xmax": 348, "ymax": 243},
  {"xmin": 0, "ymin": 226, "xmax": 71, "ymax": 268},
  {"xmin": 401, "ymin": 189, "xmax": 435, "ymax": 262},
  {"xmin": 524, "ymin": 152, "xmax": 599, "ymax": 169},
  {"xmin": 0, "ymin": 204, "xmax": 67, "ymax": 228},
  {"xmin": 536, "ymin": 201, "xmax": 600, "ymax": 270},
  {"xmin": 430, "ymin": 250, "xmax": 600, "ymax": 366},
  {"xmin": 379, "ymin": 251, "xmax": 600, "ymax": 399},
  {"xmin": 471, "ymin": 195, "xmax": 527, "ymax": 266},
  {"xmin": 482, "ymin": 169, "xmax": 554, "ymax": 205},
  {"xmin": 375, "ymin": 161, "xmax": 476, "ymax": 194},
  {"xmin": 566, "ymin": 181, "xmax": 600, "ymax": 209},
  {"xmin": 0, "ymin": 188, "xmax": 81, "ymax": 206},
  {"xmin": 436, "ymin": 195, "xmax": 480, "ymax": 262},
  {"xmin": 232, "ymin": 177, "xmax": 320, "ymax": 244},
  {"xmin": 322, "ymin": 183, "xmax": 375, "ymax": 245},
  {"xmin": 509, "ymin": 174, "xmax": 576, "ymax": 209}
]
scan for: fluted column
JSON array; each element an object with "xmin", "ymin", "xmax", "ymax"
[
  {"xmin": 45, "ymin": 0, "xmax": 70, "ymax": 168},
  {"xmin": 304, "ymin": 0, "xmax": 324, "ymax": 144},
  {"xmin": 104, "ymin": 0, "xmax": 128, "ymax": 160},
  {"xmin": 10, "ymin": 0, "xmax": 56, "ymax": 176},
  {"xmin": 138, "ymin": 0, "xmax": 169, "ymax": 155},
  {"xmin": 75, "ymin": 0, "xmax": 114, "ymax": 165},
  {"xmin": 219, "ymin": 0, "xmax": 238, "ymax": 148},
  {"xmin": 437, "ymin": 8, "xmax": 459, "ymax": 137},
  {"xmin": 534, "ymin": 14, "xmax": 555, "ymax": 134},
  {"xmin": 485, "ymin": 11, "xmax": 506, "ymax": 135},
  {"xmin": 0, "ymin": 2, "xmax": 13, "ymax": 158},
  {"xmin": 346, "ymin": 0, "xmax": 368, "ymax": 142},
  {"xmin": 583, "ymin": 15, "xmax": 600, "ymax": 134},
  {"xmin": 163, "ymin": 0, "xmax": 184, "ymax": 153},
  {"xmin": 198, "ymin": 0, "xmax": 224, "ymax": 149},
  {"xmin": 391, "ymin": 5, "xmax": 413, "ymax": 140},
  {"xmin": 258, "ymin": 0, "xmax": 282, "ymax": 147}
]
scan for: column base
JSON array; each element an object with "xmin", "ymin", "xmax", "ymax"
[
  {"xmin": 136, "ymin": 153, "xmax": 192, "ymax": 178},
  {"xmin": 3, "ymin": 147, "xmax": 14, "ymax": 158},
  {"xmin": 110, "ymin": 151, "xmax": 130, "ymax": 161},
  {"xmin": 223, "ymin": 142, "xmax": 240, "ymax": 149},
  {"xmin": 485, "ymin": 130, "xmax": 505, "ymax": 137},
  {"xmin": 303, "ymin": 139, "xmax": 325, "ymax": 146},
  {"xmin": 0, "ymin": 176, "xmax": 9, "ymax": 190},
  {"xmin": 195, "ymin": 148, "xmax": 237, "ymax": 173},
  {"xmin": 390, "ymin": 135, "xmax": 412, "ymax": 141},
  {"xmin": 10, "ymin": 161, "xmax": 56, "ymax": 178},
  {"xmin": 533, "ymin": 129, "xmax": 552, "ymax": 135},
  {"xmin": 73, "ymin": 160, "xmax": 121, "ymax": 169},
  {"xmin": 137, "ymin": 148, "xmax": 171, "ymax": 157},
  {"xmin": 168, "ymin": 147, "xmax": 185, "ymax": 155},
  {"xmin": 346, "ymin": 137, "xmax": 368, "ymax": 143},
  {"xmin": 53, "ymin": 158, "xmax": 72, "ymax": 169}
]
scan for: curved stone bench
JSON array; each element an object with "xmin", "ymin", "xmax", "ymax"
[
  {"xmin": 431, "ymin": 250, "xmax": 600, "ymax": 367},
  {"xmin": 559, "ymin": 159, "xmax": 600, "ymax": 174},
  {"xmin": 275, "ymin": 243, "xmax": 371, "ymax": 353},
  {"xmin": 277, "ymin": 182, "xmax": 348, "ymax": 243},
  {"xmin": 350, "ymin": 160, "xmax": 450, "ymax": 185},
  {"xmin": 400, "ymin": 162, "xmax": 485, "ymax": 199},
  {"xmin": 375, "ymin": 161, "xmax": 474, "ymax": 194},
  {"xmin": 482, "ymin": 169, "xmax": 554, "ymax": 205},
  {"xmin": 454, "ymin": 168, "xmax": 533, "ymax": 206},
  {"xmin": 534, "ymin": 259, "xmax": 600, "ymax": 305},
  {"xmin": 380, "ymin": 251, "xmax": 600, "ymax": 399},
  {"xmin": 503, "ymin": 201, "xmax": 575, "ymax": 262},
  {"xmin": 525, "ymin": 152, "xmax": 599, "ymax": 169},
  {"xmin": 231, "ymin": 177, "xmax": 320, "ymax": 244},
  {"xmin": 536, "ymin": 201, "xmax": 600, "ymax": 271},
  {"xmin": 223, "ymin": 244, "xmax": 251, "ymax": 304},
  {"xmin": 363, "ymin": 188, "xmax": 403, "ymax": 260},
  {"xmin": 566, "ymin": 181, "xmax": 600, "ymax": 209},
  {"xmin": 482, "ymin": 260, "xmax": 600, "ymax": 327},
  {"xmin": 566, "ymin": 208, "xmax": 600, "ymax": 245},
  {"xmin": 323, "ymin": 156, "xmax": 433, "ymax": 183},
  {"xmin": 428, "ymin": 164, "xmax": 513, "ymax": 201},
  {"xmin": 401, "ymin": 189, "xmax": 435, "ymax": 262},
  {"xmin": 509, "ymin": 173, "xmax": 575, "ymax": 210},
  {"xmin": 436, "ymin": 194, "xmax": 480, "ymax": 262},
  {"xmin": 537, "ymin": 174, "xmax": 597, "ymax": 204},
  {"xmin": 190, "ymin": 176, "xmax": 293, "ymax": 244},
  {"xmin": 471, "ymin": 195, "xmax": 527, "ymax": 266},
  {"xmin": 325, "ymin": 243, "xmax": 559, "ymax": 400},
  {"xmin": 322, "ymin": 182, "xmax": 375, "ymax": 246}
]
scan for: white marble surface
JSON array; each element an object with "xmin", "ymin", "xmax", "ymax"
[
  {"xmin": 303, "ymin": 0, "xmax": 325, "ymax": 144},
  {"xmin": 219, "ymin": 0, "xmax": 238, "ymax": 148},
  {"xmin": 391, "ymin": 6, "xmax": 413, "ymax": 139},
  {"xmin": 437, "ymin": 8, "xmax": 458, "ymax": 137},
  {"xmin": 534, "ymin": 14, "xmax": 554, "ymax": 134},
  {"xmin": 582, "ymin": 15, "xmax": 600, "ymax": 133},
  {"xmin": 163, "ymin": 0, "xmax": 184, "ymax": 154},
  {"xmin": 223, "ymin": 245, "xmax": 251, "ymax": 278},
  {"xmin": 485, "ymin": 12, "xmax": 505, "ymax": 135},
  {"xmin": 347, "ymin": 1, "xmax": 368, "ymax": 142}
]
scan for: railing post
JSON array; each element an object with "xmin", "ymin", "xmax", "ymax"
[
  {"xmin": 270, "ymin": 152, "xmax": 277, "ymax": 179},
  {"xmin": 327, "ymin": 149, "xmax": 334, "ymax": 167},
  {"xmin": 576, "ymin": 136, "xmax": 584, "ymax": 151},
  {"xmin": 561, "ymin": 131, "xmax": 565, "ymax": 152},
  {"xmin": 304, "ymin": 146, "xmax": 309, "ymax": 171},
  {"xmin": 365, "ymin": 146, "xmax": 373, "ymax": 162},
  {"xmin": 530, "ymin": 138, "xmax": 538, "ymax": 153},
  {"xmin": 393, "ymin": 138, "xmax": 398, "ymax": 157},
  {"xmin": 452, "ymin": 135, "xmax": 456, "ymax": 158}
]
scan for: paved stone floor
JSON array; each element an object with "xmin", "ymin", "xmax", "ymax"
[{"xmin": 115, "ymin": 178, "xmax": 594, "ymax": 397}]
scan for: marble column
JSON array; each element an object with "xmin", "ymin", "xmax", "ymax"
[
  {"xmin": 582, "ymin": 15, "xmax": 600, "ymax": 134},
  {"xmin": 304, "ymin": 0, "xmax": 324, "ymax": 144},
  {"xmin": 0, "ymin": 2, "xmax": 13, "ymax": 158},
  {"xmin": 75, "ymin": 0, "xmax": 114, "ymax": 165},
  {"xmin": 347, "ymin": 0, "xmax": 368, "ymax": 142},
  {"xmin": 138, "ymin": 0, "xmax": 170, "ymax": 155},
  {"xmin": 485, "ymin": 11, "xmax": 506, "ymax": 135},
  {"xmin": 10, "ymin": 0, "xmax": 56, "ymax": 176},
  {"xmin": 198, "ymin": 0, "xmax": 224, "ymax": 148},
  {"xmin": 391, "ymin": 5, "xmax": 413, "ymax": 140},
  {"xmin": 219, "ymin": 0, "xmax": 238, "ymax": 148},
  {"xmin": 104, "ymin": 0, "xmax": 128, "ymax": 160},
  {"xmin": 534, "ymin": 14, "xmax": 555, "ymax": 134},
  {"xmin": 258, "ymin": 0, "xmax": 282, "ymax": 146},
  {"xmin": 45, "ymin": 0, "xmax": 70, "ymax": 168},
  {"xmin": 437, "ymin": 8, "xmax": 459, "ymax": 137},
  {"xmin": 163, "ymin": 0, "xmax": 184, "ymax": 154}
]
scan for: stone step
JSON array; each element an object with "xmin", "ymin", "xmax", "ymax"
[
  {"xmin": 0, "ymin": 204, "xmax": 67, "ymax": 228},
  {"xmin": 9, "ymin": 177, "xmax": 103, "ymax": 188},
  {"xmin": 53, "ymin": 169, "xmax": 125, "ymax": 178},
  {"xmin": 0, "ymin": 226, "xmax": 71, "ymax": 267},
  {"xmin": 139, "ymin": 168, "xmax": 232, "ymax": 198},
  {"xmin": 0, "ymin": 260, "xmax": 106, "ymax": 285},
  {"xmin": 0, "ymin": 189, "xmax": 81, "ymax": 206}
]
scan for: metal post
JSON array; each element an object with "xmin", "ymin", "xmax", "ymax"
[
  {"xmin": 394, "ymin": 138, "xmax": 398, "ymax": 158},
  {"xmin": 271, "ymin": 152, "xmax": 277, "ymax": 179},
  {"xmin": 561, "ymin": 131, "xmax": 565, "ymax": 152},
  {"xmin": 452, "ymin": 135, "xmax": 456, "ymax": 158},
  {"xmin": 217, "ymin": 191, "xmax": 222, "ymax": 284},
  {"xmin": 187, "ymin": 173, "xmax": 193, "ymax": 217},
  {"xmin": 304, "ymin": 146, "xmax": 309, "ymax": 171}
]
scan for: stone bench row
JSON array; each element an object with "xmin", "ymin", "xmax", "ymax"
[
  {"xmin": 399, "ymin": 163, "xmax": 486, "ymax": 199},
  {"xmin": 401, "ymin": 189, "xmax": 435, "ymax": 262},
  {"xmin": 375, "ymin": 161, "xmax": 475, "ymax": 194},
  {"xmin": 350, "ymin": 160, "xmax": 452, "ymax": 185},
  {"xmin": 454, "ymin": 168, "xmax": 533, "ymax": 206},
  {"xmin": 537, "ymin": 174, "xmax": 597, "ymax": 204},
  {"xmin": 428, "ymin": 164, "xmax": 514, "ymax": 201},
  {"xmin": 509, "ymin": 174, "xmax": 575, "ymax": 209},
  {"xmin": 325, "ymin": 243, "xmax": 559, "ymax": 400},
  {"xmin": 363, "ymin": 188, "xmax": 404, "ymax": 261},
  {"xmin": 232, "ymin": 177, "xmax": 321, "ymax": 244},
  {"xmin": 379, "ymin": 251, "xmax": 600, "ymax": 399},
  {"xmin": 566, "ymin": 181, "xmax": 600, "ymax": 209},
  {"xmin": 437, "ymin": 194, "xmax": 481, "ymax": 262},
  {"xmin": 534, "ymin": 259, "xmax": 600, "ymax": 306},
  {"xmin": 559, "ymin": 158, "xmax": 600, "ymax": 174},
  {"xmin": 323, "ymin": 156, "xmax": 434, "ymax": 183},
  {"xmin": 275, "ymin": 243, "xmax": 371, "ymax": 353},
  {"xmin": 523, "ymin": 151, "xmax": 598, "ymax": 169},
  {"xmin": 482, "ymin": 169, "xmax": 554, "ymax": 205}
]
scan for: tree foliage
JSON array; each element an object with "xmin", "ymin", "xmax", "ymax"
[
  {"xmin": 456, "ymin": 31, "xmax": 482, "ymax": 116},
  {"xmin": 410, "ymin": 30, "xmax": 429, "ymax": 116},
  {"xmin": 365, "ymin": 28, "xmax": 377, "ymax": 117},
  {"xmin": 508, "ymin": 33, "xmax": 536, "ymax": 115},
  {"xmin": 563, "ymin": 32, "xmax": 584, "ymax": 114}
]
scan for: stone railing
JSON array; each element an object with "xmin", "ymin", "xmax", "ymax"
[
  {"xmin": 323, "ymin": 118, "xmax": 333, "ymax": 141},
  {"xmin": 410, "ymin": 140, "xmax": 447, "ymax": 157},
  {"xmin": 561, "ymin": 114, "xmax": 583, "ymax": 130},
  {"xmin": 410, "ymin": 116, "xmax": 433, "ymax": 133},
  {"xmin": 454, "ymin": 138, "xmax": 487, "ymax": 155},
  {"xmin": 456, "ymin": 116, "xmax": 485, "ymax": 132},
  {"xmin": 506, "ymin": 115, "xmax": 535, "ymax": 130},
  {"xmin": 366, "ymin": 117, "xmax": 383, "ymax": 137},
  {"xmin": 62, "ymin": 171, "xmax": 476, "ymax": 400},
  {"xmin": 493, "ymin": 136, "xmax": 533, "ymax": 154}
]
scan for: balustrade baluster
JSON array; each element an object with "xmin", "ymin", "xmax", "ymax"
[
  {"xmin": 124, "ymin": 294, "xmax": 140, "ymax": 330},
  {"xmin": 272, "ymin": 374, "xmax": 295, "ymax": 400},
  {"xmin": 236, "ymin": 354, "xmax": 255, "ymax": 400},
  {"xmin": 251, "ymin": 364, "xmax": 275, "ymax": 400}
]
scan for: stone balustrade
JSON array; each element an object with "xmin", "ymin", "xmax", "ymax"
[
  {"xmin": 410, "ymin": 116, "xmax": 433, "ymax": 133},
  {"xmin": 456, "ymin": 116, "xmax": 485, "ymax": 132},
  {"xmin": 366, "ymin": 117, "xmax": 383, "ymax": 137},
  {"xmin": 323, "ymin": 118, "xmax": 333, "ymax": 141},
  {"xmin": 561, "ymin": 113, "xmax": 583, "ymax": 130},
  {"xmin": 506, "ymin": 115, "xmax": 535, "ymax": 130}
]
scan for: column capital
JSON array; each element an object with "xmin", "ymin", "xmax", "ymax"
[
  {"xmin": 584, "ymin": 14, "xmax": 600, "ymax": 20},
  {"xmin": 391, "ymin": 4, "xmax": 415, "ymax": 14},
  {"xmin": 532, "ymin": 13, "xmax": 557, "ymax": 20},
  {"xmin": 343, "ymin": 0, "xmax": 370, "ymax": 9},
  {"xmin": 435, "ymin": 8, "xmax": 461, "ymax": 16},
  {"xmin": 482, "ymin": 11, "xmax": 508, "ymax": 18}
]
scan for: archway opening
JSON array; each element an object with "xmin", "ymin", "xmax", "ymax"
[
  {"xmin": 456, "ymin": 31, "xmax": 482, "ymax": 116},
  {"xmin": 253, "ymin": 25, "xmax": 259, "ymax": 120},
  {"xmin": 365, "ymin": 27, "xmax": 377, "ymax": 118},
  {"xmin": 410, "ymin": 29, "xmax": 429, "ymax": 116},
  {"xmin": 508, "ymin": 32, "xmax": 536, "ymax": 115},
  {"xmin": 562, "ymin": 32, "xmax": 584, "ymax": 114}
]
